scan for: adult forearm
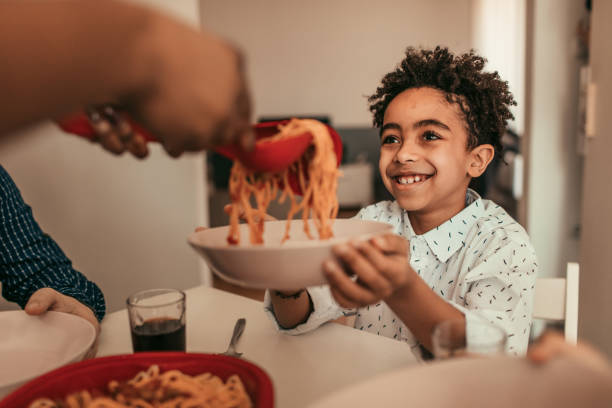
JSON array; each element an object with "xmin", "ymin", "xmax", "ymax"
[
  {"xmin": 0, "ymin": 0, "xmax": 157, "ymax": 133},
  {"xmin": 385, "ymin": 277, "xmax": 464, "ymax": 351}
]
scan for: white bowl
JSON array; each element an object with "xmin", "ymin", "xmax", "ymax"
[
  {"xmin": 0, "ymin": 310, "xmax": 97, "ymax": 397},
  {"xmin": 188, "ymin": 218, "xmax": 393, "ymax": 290}
]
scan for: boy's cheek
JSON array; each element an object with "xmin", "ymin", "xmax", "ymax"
[{"xmin": 379, "ymin": 175, "xmax": 396, "ymax": 198}]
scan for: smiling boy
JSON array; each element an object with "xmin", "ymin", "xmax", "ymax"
[{"xmin": 265, "ymin": 47, "xmax": 537, "ymax": 358}]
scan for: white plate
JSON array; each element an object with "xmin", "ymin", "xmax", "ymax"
[
  {"xmin": 0, "ymin": 310, "xmax": 96, "ymax": 397},
  {"xmin": 187, "ymin": 219, "xmax": 393, "ymax": 290},
  {"xmin": 308, "ymin": 356, "xmax": 612, "ymax": 408}
]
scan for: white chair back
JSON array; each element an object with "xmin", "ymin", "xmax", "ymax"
[{"xmin": 532, "ymin": 262, "xmax": 579, "ymax": 344}]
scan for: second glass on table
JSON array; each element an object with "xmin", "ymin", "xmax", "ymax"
[
  {"xmin": 432, "ymin": 318, "xmax": 507, "ymax": 359},
  {"xmin": 126, "ymin": 288, "xmax": 186, "ymax": 353}
]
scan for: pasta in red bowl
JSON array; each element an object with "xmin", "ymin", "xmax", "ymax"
[{"xmin": 0, "ymin": 352, "xmax": 274, "ymax": 408}]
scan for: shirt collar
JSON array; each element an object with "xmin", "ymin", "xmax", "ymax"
[{"xmin": 404, "ymin": 189, "xmax": 485, "ymax": 263}]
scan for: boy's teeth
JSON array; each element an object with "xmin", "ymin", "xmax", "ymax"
[
  {"xmin": 397, "ymin": 175, "xmax": 428, "ymax": 185},
  {"xmin": 397, "ymin": 176, "xmax": 411, "ymax": 184}
]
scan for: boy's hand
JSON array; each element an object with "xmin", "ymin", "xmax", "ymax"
[{"xmin": 323, "ymin": 234, "xmax": 415, "ymax": 308}]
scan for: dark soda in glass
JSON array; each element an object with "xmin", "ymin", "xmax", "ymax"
[{"xmin": 130, "ymin": 317, "xmax": 186, "ymax": 352}]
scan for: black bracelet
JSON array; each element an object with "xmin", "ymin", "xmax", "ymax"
[{"xmin": 273, "ymin": 289, "xmax": 305, "ymax": 299}]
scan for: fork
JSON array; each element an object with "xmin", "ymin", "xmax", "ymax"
[{"xmin": 221, "ymin": 318, "xmax": 246, "ymax": 358}]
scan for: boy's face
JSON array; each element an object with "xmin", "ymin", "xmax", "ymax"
[{"xmin": 379, "ymin": 87, "xmax": 492, "ymax": 219}]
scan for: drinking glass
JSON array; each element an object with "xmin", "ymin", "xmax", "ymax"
[
  {"xmin": 432, "ymin": 318, "xmax": 507, "ymax": 359},
  {"xmin": 126, "ymin": 288, "xmax": 186, "ymax": 352}
]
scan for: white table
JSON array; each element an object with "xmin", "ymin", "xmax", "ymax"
[{"xmin": 98, "ymin": 286, "xmax": 418, "ymax": 407}]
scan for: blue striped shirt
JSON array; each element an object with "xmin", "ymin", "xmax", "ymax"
[{"xmin": 0, "ymin": 165, "xmax": 105, "ymax": 321}]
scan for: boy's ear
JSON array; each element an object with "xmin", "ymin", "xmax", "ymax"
[{"xmin": 467, "ymin": 144, "xmax": 495, "ymax": 177}]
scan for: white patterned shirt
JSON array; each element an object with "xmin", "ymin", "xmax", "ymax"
[{"xmin": 264, "ymin": 189, "xmax": 538, "ymax": 357}]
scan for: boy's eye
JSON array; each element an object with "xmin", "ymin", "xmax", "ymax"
[
  {"xmin": 423, "ymin": 131, "xmax": 441, "ymax": 141},
  {"xmin": 381, "ymin": 135, "xmax": 400, "ymax": 145}
]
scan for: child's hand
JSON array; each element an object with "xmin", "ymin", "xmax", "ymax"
[{"xmin": 323, "ymin": 234, "xmax": 415, "ymax": 308}]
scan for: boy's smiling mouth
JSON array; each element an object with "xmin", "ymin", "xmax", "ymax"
[{"xmin": 392, "ymin": 173, "xmax": 433, "ymax": 186}]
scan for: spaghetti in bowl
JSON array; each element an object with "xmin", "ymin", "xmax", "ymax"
[
  {"xmin": 188, "ymin": 218, "xmax": 393, "ymax": 290},
  {"xmin": 0, "ymin": 352, "xmax": 273, "ymax": 408}
]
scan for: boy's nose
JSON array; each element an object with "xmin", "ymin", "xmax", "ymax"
[{"xmin": 394, "ymin": 139, "xmax": 421, "ymax": 163}]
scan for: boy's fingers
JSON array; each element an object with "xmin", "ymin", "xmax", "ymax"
[
  {"xmin": 347, "ymin": 242, "xmax": 394, "ymax": 298},
  {"xmin": 371, "ymin": 234, "xmax": 409, "ymax": 255},
  {"xmin": 194, "ymin": 226, "xmax": 207, "ymax": 232},
  {"xmin": 329, "ymin": 286, "xmax": 360, "ymax": 309},
  {"xmin": 323, "ymin": 259, "xmax": 378, "ymax": 305},
  {"xmin": 354, "ymin": 241, "xmax": 392, "ymax": 272}
]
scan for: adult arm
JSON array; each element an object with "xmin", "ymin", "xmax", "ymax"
[
  {"xmin": 0, "ymin": 0, "xmax": 252, "ymax": 156},
  {"xmin": 0, "ymin": 166, "xmax": 105, "ymax": 322}
]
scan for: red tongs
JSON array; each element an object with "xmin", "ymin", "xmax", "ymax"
[{"xmin": 56, "ymin": 113, "xmax": 342, "ymax": 193}]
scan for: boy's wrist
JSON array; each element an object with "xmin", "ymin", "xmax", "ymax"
[{"xmin": 275, "ymin": 290, "xmax": 314, "ymax": 330}]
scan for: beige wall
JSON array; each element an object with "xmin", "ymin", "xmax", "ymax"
[
  {"xmin": 0, "ymin": 0, "xmax": 208, "ymax": 315},
  {"xmin": 524, "ymin": 0, "xmax": 583, "ymax": 278},
  {"xmin": 579, "ymin": 0, "xmax": 612, "ymax": 355},
  {"xmin": 200, "ymin": 0, "xmax": 473, "ymax": 127},
  {"xmin": 471, "ymin": 0, "xmax": 526, "ymax": 134}
]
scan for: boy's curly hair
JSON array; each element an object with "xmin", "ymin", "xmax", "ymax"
[{"xmin": 368, "ymin": 46, "xmax": 516, "ymax": 156}]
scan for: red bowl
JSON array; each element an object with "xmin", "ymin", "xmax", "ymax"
[
  {"xmin": 0, "ymin": 352, "xmax": 274, "ymax": 407},
  {"xmin": 216, "ymin": 120, "xmax": 343, "ymax": 195},
  {"xmin": 216, "ymin": 120, "xmax": 343, "ymax": 173}
]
